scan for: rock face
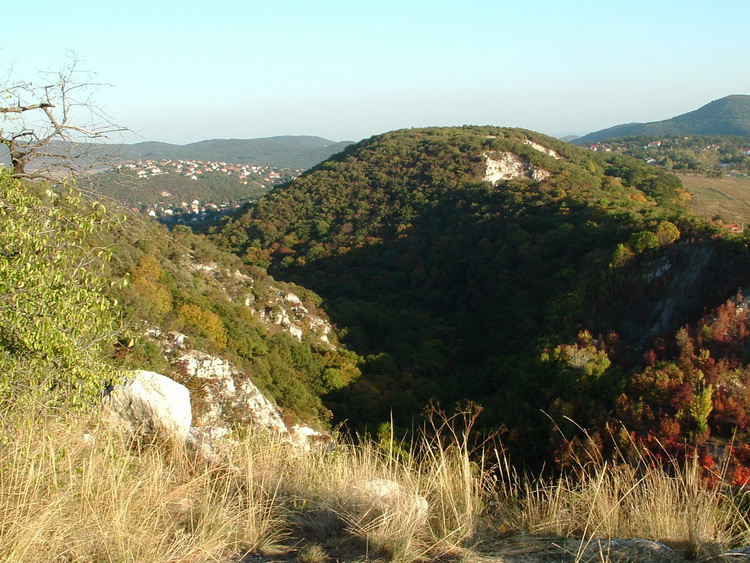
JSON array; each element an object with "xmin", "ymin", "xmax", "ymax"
[
  {"xmin": 103, "ymin": 370, "xmax": 192, "ymax": 441},
  {"xmin": 187, "ymin": 259, "xmax": 335, "ymax": 347},
  {"xmin": 176, "ymin": 349, "xmax": 287, "ymax": 434},
  {"xmin": 106, "ymin": 326, "xmax": 334, "ymax": 456},
  {"xmin": 482, "ymin": 151, "xmax": 551, "ymax": 184},
  {"xmin": 248, "ymin": 289, "xmax": 334, "ymax": 345}
]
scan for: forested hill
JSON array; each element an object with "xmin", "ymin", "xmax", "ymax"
[
  {"xmin": 575, "ymin": 95, "xmax": 750, "ymax": 144},
  {"xmin": 113, "ymin": 136, "xmax": 353, "ymax": 169},
  {"xmin": 208, "ymin": 126, "xmax": 750, "ymax": 465}
]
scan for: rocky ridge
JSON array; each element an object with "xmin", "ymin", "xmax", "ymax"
[
  {"xmin": 140, "ymin": 327, "xmax": 329, "ymax": 449},
  {"xmin": 187, "ymin": 259, "xmax": 335, "ymax": 347}
]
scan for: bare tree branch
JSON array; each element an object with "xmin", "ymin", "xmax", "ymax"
[
  {"xmin": 1, "ymin": 54, "xmax": 128, "ymax": 181},
  {"xmin": 0, "ymin": 102, "xmax": 54, "ymax": 114}
]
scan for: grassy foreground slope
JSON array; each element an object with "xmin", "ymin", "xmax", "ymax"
[
  {"xmin": 2, "ymin": 406, "xmax": 749, "ymax": 562},
  {"xmin": 209, "ymin": 126, "xmax": 750, "ymax": 464}
]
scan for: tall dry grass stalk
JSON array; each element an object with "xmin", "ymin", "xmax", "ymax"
[
  {"xmin": 0, "ymin": 408, "xmax": 287, "ymax": 562},
  {"xmin": 504, "ymin": 445, "xmax": 750, "ymax": 560},
  {"xmin": 1, "ymin": 403, "xmax": 749, "ymax": 562},
  {"xmin": 267, "ymin": 406, "xmax": 495, "ymax": 561}
]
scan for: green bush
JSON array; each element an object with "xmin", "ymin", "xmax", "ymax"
[{"xmin": 0, "ymin": 171, "xmax": 119, "ymax": 408}]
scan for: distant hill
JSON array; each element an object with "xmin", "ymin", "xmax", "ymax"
[
  {"xmin": 2, "ymin": 135, "xmax": 354, "ymax": 178},
  {"xmin": 107, "ymin": 135, "xmax": 353, "ymax": 169},
  {"xmin": 71, "ymin": 136, "xmax": 354, "ymax": 214},
  {"xmin": 575, "ymin": 95, "xmax": 750, "ymax": 144}
]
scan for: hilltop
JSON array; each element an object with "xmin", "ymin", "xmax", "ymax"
[
  {"xmin": 575, "ymin": 95, "xmax": 750, "ymax": 144},
  {"xmin": 208, "ymin": 125, "xmax": 750, "ymax": 464}
]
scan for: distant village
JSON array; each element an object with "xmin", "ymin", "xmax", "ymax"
[
  {"xmin": 588, "ymin": 140, "xmax": 750, "ymax": 156},
  {"xmin": 116, "ymin": 159, "xmax": 303, "ymax": 223}
]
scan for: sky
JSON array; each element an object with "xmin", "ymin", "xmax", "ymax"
[{"xmin": 4, "ymin": 0, "xmax": 750, "ymax": 145}]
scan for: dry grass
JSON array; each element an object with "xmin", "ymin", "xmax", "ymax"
[
  {"xmin": 494, "ymin": 428, "xmax": 750, "ymax": 563},
  {"xmin": 511, "ymin": 460, "xmax": 747, "ymax": 560},
  {"xmin": 0, "ymin": 410, "xmax": 287, "ymax": 562},
  {"xmin": 679, "ymin": 173, "xmax": 750, "ymax": 225},
  {"xmin": 0, "ymin": 406, "xmax": 749, "ymax": 562}
]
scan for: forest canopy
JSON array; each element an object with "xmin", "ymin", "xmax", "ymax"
[{"xmin": 207, "ymin": 126, "xmax": 750, "ymax": 465}]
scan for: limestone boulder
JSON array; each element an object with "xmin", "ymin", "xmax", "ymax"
[{"xmin": 103, "ymin": 370, "xmax": 192, "ymax": 441}]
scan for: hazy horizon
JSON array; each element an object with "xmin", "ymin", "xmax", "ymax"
[{"xmin": 5, "ymin": 0, "xmax": 750, "ymax": 145}]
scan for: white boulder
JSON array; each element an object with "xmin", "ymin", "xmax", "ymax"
[{"xmin": 103, "ymin": 370, "xmax": 192, "ymax": 441}]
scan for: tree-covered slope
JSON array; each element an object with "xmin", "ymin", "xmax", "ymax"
[
  {"xmin": 576, "ymin": 95, "xmax": 750, "ymax": 145},
  {"xmin": 207, "ymin": 126, "xmax": 750, "ymax": 463},
  {"xmin": 0, "ymin": 166, "xmax": 360, "ymax": 424},
  {"xmin": 97, "ymin": 213, "xmax": 360, "ymax": 425}
]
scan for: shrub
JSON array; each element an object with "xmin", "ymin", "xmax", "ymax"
[
  {"xmin": 177, "ymin": 303, "xmax": 228, "ymax": 348},
  {"xmin": 0, "ymin": 171, "xmax": 119, "ymax": 408}
]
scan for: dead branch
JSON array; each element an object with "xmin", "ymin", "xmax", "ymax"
[{"xmin": 1, "ymin": 54, "xmax": 128, "ymax": 181}]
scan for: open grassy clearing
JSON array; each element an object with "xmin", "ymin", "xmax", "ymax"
[{"xmin": 679, "ymin": 174, "xmax": 750, "ymax": 226}]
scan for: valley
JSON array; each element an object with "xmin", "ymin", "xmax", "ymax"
[{"xmin": 4, "ymin": 3, "xmax": 750, "ymax": 558}]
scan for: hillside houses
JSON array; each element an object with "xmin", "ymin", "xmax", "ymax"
[
  {"xmin": 143, "ymin": 198, "xmax": 243, "ymax": 222},
  {"xmin": 117, "ymin": 158, "xmax": 301, "ymax": 186},
  {"xmin": 115, "ymin": 158, "xmax": 303, "ymax": 223}
]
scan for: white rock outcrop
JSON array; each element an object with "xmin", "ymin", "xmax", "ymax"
[
  {"xmin": 120, "ymin": 320, "xmax": 338, "ymax": 458},
  {"xmin": 289, "ymin": 423, "xmax": 332, "ymax": 451},
  {"xmin": 103, "ymin": 365, "xmax": 331, "ymax": 460},
  {"xmin": 251, "ymin": 289, "xmax": 333, "ymax": 345},
  {"xmin": 185, "ymin": 255, "xmax": 335, "ymax": 347},
  {"xmin": 523, "ymin": 139, "xmax": 562, "ymax": 159},
  {"xmin": 482, "ymin": 151, "xmax": 551, "ymax": 184},
  {"xmin": 177, "ymin": 349, "xmax": 288, "ymax": 434},
  {"xmin": 103, "ymin": 370, "xmax": 192, "ymax": 441}
]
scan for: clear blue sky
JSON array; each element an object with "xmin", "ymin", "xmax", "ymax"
[{"xmin": 5, "ymin": 0, "xmax": 749, "ymax": 144}]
